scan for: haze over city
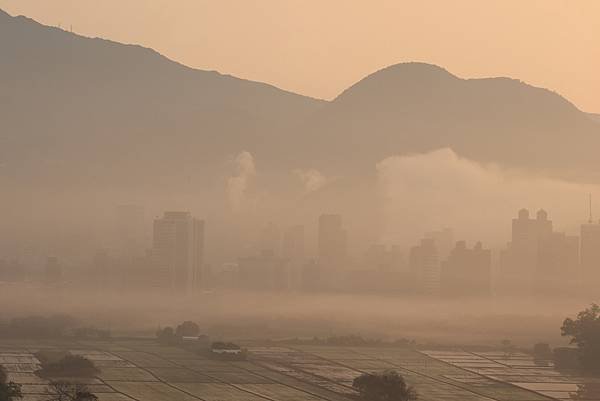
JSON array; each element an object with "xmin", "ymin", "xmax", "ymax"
[{"xmin": 1, "ymin": 2, "xmax": 600, "ymax": 401}]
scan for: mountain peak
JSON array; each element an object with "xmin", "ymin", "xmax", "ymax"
[
  {"xmin": 373, "ymin": 62, "xmax": 456, "ymax": 79},
  {"xmin": 333, "ymin": 62, "xmax": 459, "ymax": 106},
  {"xmin": 357, "ymin": 62, "xmax": 457, "ymax": 84}
]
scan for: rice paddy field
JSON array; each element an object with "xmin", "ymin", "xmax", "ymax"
[{"xmin": 1, "ymin": 339, "xmax": 598, "ymax": 401}]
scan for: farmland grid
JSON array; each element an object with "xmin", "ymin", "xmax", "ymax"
[{"xmin": 1, "ymin": 340, "xmax": 598, "ymax": 401}]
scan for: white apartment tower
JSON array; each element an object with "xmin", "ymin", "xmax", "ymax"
[{"xmin": 153, "ymin": 212, "xmax": 204, "ymax": 292}]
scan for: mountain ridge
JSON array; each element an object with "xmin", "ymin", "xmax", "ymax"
[
  {"xmin": 333, "ymin": 62, "xmax": 581, "ymax": 114},
  {"xmin": 1, "ymin": 8, "xmax": 599, "ymax": 190},
  {"xmin": 302, "ymin": 61, "xmax": 599, "ymax": 177},
  {"xmin": 0, "ymin": 8, "xmax": 326, "ymax": 189},
  {"xmin": 0, "ymin": 8, "xmax": 325, "ymax": 103}
]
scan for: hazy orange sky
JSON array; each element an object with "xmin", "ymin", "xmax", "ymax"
[{"xmin": 2, "ymin": 0, "xmax": 599, "ymax": 111}]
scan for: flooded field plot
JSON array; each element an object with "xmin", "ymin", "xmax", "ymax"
[
  {"xmin": 297, "ymin": 346, "xmax": 552, "ymax": 401},
  {"xmin": 109, "ymin": 381, "xmax": 201, "ymax": 401},
  {"xmin": 97, "ymin": 366, "xmax": 159, "ymax": 381},
  {"xmin": 172, "ymin": 383, "xmax": 269, "ymax": 401},
  {"xmin": 423, "ymin": 349, "xmax": 600, "ymax": 401},
  {"xmin": 239, "ymin": 383, "xmax": 331, "ymax": 401},
  {"xmin": 0, "ymin": 340, "xmax": 356, "ymax": 401},
  {"xmin": 3, "ymin": 340, "xmax": 600, "ymax": 401}
]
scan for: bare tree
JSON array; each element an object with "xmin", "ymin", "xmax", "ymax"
[
  {"xmin": 45, "ymin": 382, "xmax": 97, "ymax": 401},
  {"xmin": 0, "ymin": 364, "xmax": 23, "ymax": 401}
]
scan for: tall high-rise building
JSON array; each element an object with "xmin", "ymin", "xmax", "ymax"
[
  {"xmin": 536, "ymin": 232, "xmax": 580, "ymax": 294},
  {"xmin": 499, "ymin": 209, "xmax": 553, "ymax": 293},
  {"xmin": 511, "ymin": 209, "xmax": 552, "ymax": 270},
  {"xmin": 425, "ymin": 228, "xmax": 454, "ymax": 261},
  {"xmin": 409, "ymin": 238, "xmax": 439, "ymax": 295},
  {"xmin": 537, "ymin": 233, "xmax": 579, "ymax": 277},
  {"xmin": 442, "ymin": 241, "xmax": 491, "ymax": 297},
  {"xmin": 152, "ymin": 212, "xmax": 205, "ymax": 292},
  {"xmin": 318, "ymin": 214, "xmax": 347, "ymax": 268}
]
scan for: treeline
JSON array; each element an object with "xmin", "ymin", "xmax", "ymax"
[
  {"xmin": 156, "ymin": 320, "xmax": 247, "ymax": 361},
  {"xmin": 525, "ymin": 304, "xmax": 600, "ymax": 374},
  {"xmin": 156, "ymin": 321, "xmax": 208, "ymax": 345},
  {"xmin": 0, "ymin": 315, "xmax": 110, "ymax": 340},
  {"xmin": 35, "ymin": 350, "xmax": 100, "ymax": 378}
]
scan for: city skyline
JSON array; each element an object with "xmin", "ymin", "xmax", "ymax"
[{"xmin": 4, "ymin": 204, "xmax": 598, "ymax": 299}]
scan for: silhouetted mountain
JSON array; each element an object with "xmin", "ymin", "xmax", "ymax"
[
  {"xmin": 2, "ymin": 9, "xmax": 599, "ymax": 192},
  {"xmin": 304, "ymin": 63, "xmax": 600, "ymax": 178},
  {"xmin": 0, "ymin": 9, "xmax": 324, "ymax": 188}
]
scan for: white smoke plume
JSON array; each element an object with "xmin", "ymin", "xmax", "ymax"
[
  {"xmin": 293, "ymin": 168, "xmax": 330, "ymax": 193},
  {"xmin": 227, "ymin": 151, "xmax": 256, "ymax": 212},
  {"xmin": 377, "ymin": 148, "xmax": 600, "ymax": 248}
]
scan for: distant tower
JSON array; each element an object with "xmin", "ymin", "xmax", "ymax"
[
  {"xmin": 153, "ymin": 212, "xmax": 205, "ymax": 292},
  {"xmin": 536, "ymin": 209, "xmax": 548, "ymax": 221},
  {"xmin": 409, "ymin": 238, "xmax": 440, "ymax": 295},
  {"xmin": 425, "ymin": 228, "xmax": 454, "ymax": 260},
  {"xmin": 518, "ymin": 208, "xmax": 530, "ymax": 220},
  {"xmin": 581, "ymin": 194, "xmax": 600, "ymax": 285},
  {"xmin": 441, "ymin": 240, "xmax": 491, "ymax": 297},
  {"xmin": 499, "ymin": 208, "xmax": 553, "ymax": 294}
]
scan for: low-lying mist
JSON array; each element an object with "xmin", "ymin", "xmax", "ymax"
[{"xmin": 0, "ymin": 284, "xmax": 588, "ymax": 348}]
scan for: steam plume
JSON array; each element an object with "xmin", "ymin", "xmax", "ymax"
[
  {"xmin": 227, "ymin": 151, "xmax": 256, "ymax": 212},
  {"xmin": 293, "ymin": 168, "xmax": 329, "ymax": 193},
  {"xmin": 377, "ymin": 148, "xmax": 599, "ymax": 246}
]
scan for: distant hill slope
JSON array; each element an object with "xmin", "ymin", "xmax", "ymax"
[
  {"xmin": 302, "ymin": 63, "xmax": 600, "ymax": 178},
  {"xmin": 0, "ymin": 9, "xmax": 324, "ymax": 188},
  {"xmin": 2, "ymin": 9, "xmax": 599, "ymax": 190}
]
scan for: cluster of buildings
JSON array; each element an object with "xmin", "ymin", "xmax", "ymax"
[
  {"xmin": 2, "ymin": 205, "xmax": 600, "ymax": 298},
  {"xmin": 408, "ymin": 208, "xmax": 600, "ymax": 297},
  {"xmin": 408, "ymin": 229, "xmax": 491, "ymax": 297},
  {"xmin": 499, "ymin": 208, "xmax": 599, "ymax": 295}
]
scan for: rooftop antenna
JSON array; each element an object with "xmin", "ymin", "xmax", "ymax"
[{"xmin": 589, "ymin": 193, "xmax": 593, "ymax": 224}]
